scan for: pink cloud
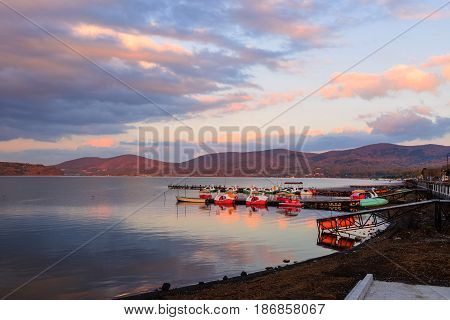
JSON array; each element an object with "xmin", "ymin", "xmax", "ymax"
[
  {"xmin": 424, "ymin": 54, "xmax": 450, "ymax": 80},
  {"xmin": 199, "ymin": 90, "xmax": 301, "ymax": 116},
  {"xmin": 410, "ymin": 105, "xmax": 432, "ymax": 116},
  {"xmin": 375, "ymin": 0, "xmax": 450, "ymax": 20},
  {"xmin": 331, "ymin": 126, "xmax": 372, "ymax": 134},
  {"xmin": 226, "ymin": 103, "xmax": 248, "ymax": 112},
  {"xmin": 444, "ymin": 65, "xmax": 450, "ymax": 81},
  {"xmin": 73, "ymin": 24, "xmax": 191, "ymax": 54},
  {"xmin": 234, "ymin": 0, "xmax": 326, "ymax": 42},
  {"xmin": 221, "ymin": 90, "xmax": 301, "ymax": 114},
  {"xmin": 384, "ymin": 65, "xmax": 438, "ymax": 92},
  {"xmin": 258, "ymin": 91, "xmax": 300, "ymax": 107},
  {"xmin": 321, "ymin": 64, "xmax": 439, "ymax": 99},
  {"xmin": 85, "ymin": 137, "xmax": 116, "ymax": 148}
]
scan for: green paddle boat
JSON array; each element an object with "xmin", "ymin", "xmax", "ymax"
[{"xmin": 360, "ymin": 197, "xmax": 388, "ymax": 208}]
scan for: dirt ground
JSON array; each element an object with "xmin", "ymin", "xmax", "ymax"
[{"xmin": 124, "ymin": 206, "xmax": 450, "ymax": 300}]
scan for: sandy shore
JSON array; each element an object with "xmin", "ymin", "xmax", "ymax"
[{"xmin": 122, "ymin": 207, "xmax": 449, "ymax": 300}]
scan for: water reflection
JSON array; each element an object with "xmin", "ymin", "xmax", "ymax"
[
  {"xmin": 317, "ymin": 232, "xmax": 358, "ymax": 251},
  {"xmin": 277, "ymin": 207, "xmax": 300, "ymax": 216},
  {"xmin": 315, "ymin": 211, "xmax": 389, "ymax": 252},
  {"xmin": 0, "ymin": 176, "xmax": 391, "ymax": 299}
]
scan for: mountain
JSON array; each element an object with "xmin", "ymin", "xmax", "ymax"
[
  {"xmin": 55, "ymin": 154, "xmax": 170, "ymax": 176},
  {"xmin": 307, "ymin": 143, "xmax": 450, "ymax": 177},
  {"xmin": 2, "ymin": 143, "xmax": 449, "ymax": 177},
  {"xmin": 54, "ymin": 143, "xmax": 450, "ymax": 177},
  {"xmin": 0, "ymin": 162, "xmax": 62, "ymax": 176}
]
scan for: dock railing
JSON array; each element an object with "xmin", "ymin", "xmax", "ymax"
[
  {"xmin": 317, "ymin": 199, "xmax": 450, "ymax": 236},
  {"xmin": 418, "ymin": 181, "xmax": 450, "ymax": 199}
]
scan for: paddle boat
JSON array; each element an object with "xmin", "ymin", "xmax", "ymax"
[
  {"xmin": 276, "ymin": 192, "xmax": 303, "ymax": 208},
  {"xmin": 199, "ymin": 188, "xmax": 214, "ymax": 199},
  {"xmin": 214, "ymin": 192, "xmax": 237, "ymax": 205},
  {"xmin": 350, "ymin": 188, "xmax": 388, "ymax": 208},
  {"xmin": 300, "ymin": 188, "xmax": 317, "ymax": 196},
  {"xmin": 360, "ymin": 198, "xmax": 388, "ymax": 207},
  {"xmin": 281, "ymin": 182, "xmax": 303, "ymax": 194},
  {"xmin": 246, "ymin": 191, "xmax": 268, "ymax": 206}
]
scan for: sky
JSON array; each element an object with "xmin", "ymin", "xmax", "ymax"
[{"xmin": 0, "ymin": 0, "xmax": 449, "ymax": 164}]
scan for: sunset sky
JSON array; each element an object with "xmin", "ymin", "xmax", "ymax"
[{"xmin": 0, "ymin": 0, "xmax": 449, "ymax": 164}]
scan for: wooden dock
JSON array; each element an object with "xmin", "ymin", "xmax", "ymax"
[{"xmin": 173, "ymin": 184, "xmax": 424, "ymax": 212}]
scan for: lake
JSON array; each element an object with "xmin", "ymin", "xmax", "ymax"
[{"xmin": 0, "ymin": 177, "xmax": 394, "ymax": 299}]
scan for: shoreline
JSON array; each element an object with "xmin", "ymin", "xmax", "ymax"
[{"xmin": 120, "ymin": 207, "xmax": 449, "ymax": 300}]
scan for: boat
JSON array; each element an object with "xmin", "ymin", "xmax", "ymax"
[
  {"xmin": 246, "ymin": 191, "xmax": 268, "ymax": 206},
  {"xmin": 176, "ymin": 196, "xmax": 206, "ymax": 203},
  {"xmin": 199, "ymin": 189, "xmax": 214, "ymax": 199},
  {"xmin": 276, "ymin": 192, "xmax": 303, "ymax": 208},
  {"xmin": 351, "ymin": 188, "xmax": 388, "ymax": 207},
  {"xmin": 300, "ymin": 188, "xmax": 316, "ymax": 196},
  {"xmin": 281, "ymin": 182, "xmax": 304, "ymax": 194},
  {"xmin": 360, "ymin": 198, "xmax": 389, "ymax": 207},
  {"xmin": 214, "ymin": 192, "xmax": 237, "ymax": 205},
  {"xmin": 350, "ymin": 189, "xmax": 370, "ymax": 200}
]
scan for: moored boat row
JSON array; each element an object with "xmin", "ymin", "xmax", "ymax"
[{"xmin": 176, "ymin": 183, "xmax": 390, "ymax": 210}]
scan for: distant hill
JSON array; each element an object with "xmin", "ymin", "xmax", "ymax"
[
  {"xmin": 0, "ymin": 162, "xmax": 62, "ymax": 176},
  {"xmin": 307, "ymin": 143, "xmax": 450, "ymax": 177},
  {"xmin": 2, "ymin": 143, "xmax": 449, "ymax": 177},
  {"xmin": 55, "ymin": 143, "xmax": 450, "ymax": 178},
  {"xmin": 55, "ymin": 154, "xmax": 170, "ymax": 176}
]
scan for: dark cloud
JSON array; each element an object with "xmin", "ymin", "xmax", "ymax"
[
  {"xmin": 367, "ymin": 108, "xmax": 450, "ymax": 141},
  {"xmin": 302, "ymin": 107, "xmax": 450, "ymax": 151},
  {"xmin": 1, "ymin": 0, "xmax": 301, "ymax": 141},
  {"xmin": 0, "ymin": 0, "xmax": 435, "ymax": 142}
]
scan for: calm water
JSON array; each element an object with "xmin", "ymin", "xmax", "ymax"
[{"xmin": 0, "ymin": 177, "xmax": 393, "ymax": 299}]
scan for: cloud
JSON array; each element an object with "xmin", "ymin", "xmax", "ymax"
[
  {"xmin": 302, "ymin": 107, "xmax": 450, "ymax": 151},
  {"xmin": 72, "ymin": 24, "xmax": 191, "ymax": 54},
  {"xmin": 232, "ymin": 0, "xmax": 329, "ymax": 47},
  {"xmin": 1, "ymin": 1, "xmax": 304, "ymax": 141},
  {"xmin": 370, "ymin": 0, "xmax": 450, "ymax": 20},
  {"xmin": 215, "ymin": 90, "xmax": 302, "ymax": 114},
  {"xmin": 367, "ymin": 108, "xmax": 450, "ymax": 140},
  {"xmin": 321, "ymin": 64, "xmax": 440, "ymax": 99},
  {"xmin": 0, "ymin": 0, "xmax": 448, "ymax": 151},
  {"xmin": 424, "ymin": 54, "xmax": 450, "ymax": 80},
  {"xmin": 85, "ymin": 137, "xmax": 117, "ymax": 148}
]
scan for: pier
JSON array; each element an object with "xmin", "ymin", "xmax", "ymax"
[
  {"xmin": 178, "ymin": 186, "xmax": 431, "ymax": 212},
  {"xmin": 418, "ymin": 181, "xmax": 450, "ymax": 199},
  {"xmin": 317, "ymin": 199, "xmax": 450, "ymax": 239}
]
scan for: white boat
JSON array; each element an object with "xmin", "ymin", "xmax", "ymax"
[
  {"xmin": 246, "ymin": 192, "xmax": 268, "ymax": 206},
  {"xmin": 214, "ymin": 192, "xmax": 237, "ymax": 205},
  {"xmin": 300, "ymin": 188, "xmax": 316, "ymax": 196}
]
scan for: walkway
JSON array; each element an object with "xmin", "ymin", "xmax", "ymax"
[{"xmin": 346, "ymin": 274, "xmax": 450, "ymax": 300}]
